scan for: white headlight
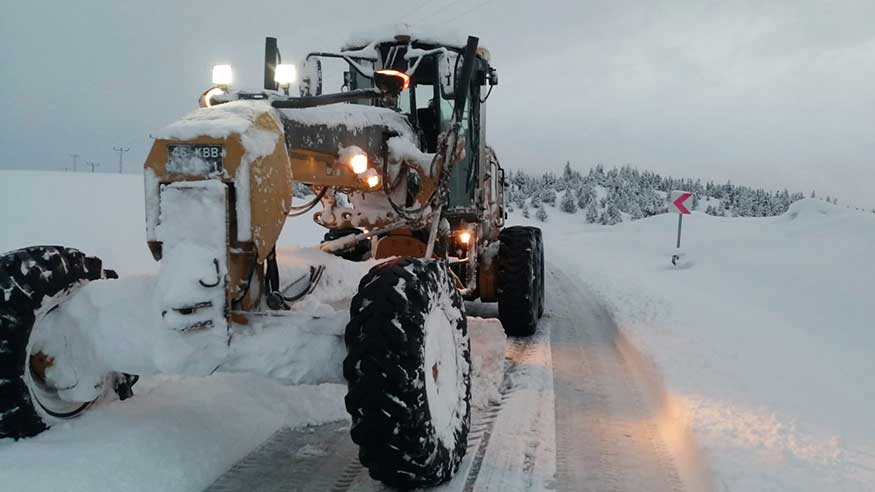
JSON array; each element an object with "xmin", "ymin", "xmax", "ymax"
[
  {"xmin": 274, "ymin": 64, "xmax": 297, "ymax": 87},
  {"xmin": 212, "ymin": 64, "xmax": 233, "ymax": 87},
  {"xmin": 350, "ymin": 153, "xmax": 368, "ymax": 174}
]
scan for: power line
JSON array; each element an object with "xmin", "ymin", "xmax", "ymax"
[
  {"xmin": 113, "ymin": 146, "xmax": 130, "ymax": 174},
  {"xmin": 69, "ymin": 153, "xmax": 80, "ymax": 172},
  {"xmin": 439, "ymin": 0, "xmax": 498, "ymax": 23},
  {"xmin": 397, "ymin": 0, "xmax": 468, "ymax": 24},
  {"xmin": 395, "ymin": 0, "xmax": 431, "ymax": 22}
]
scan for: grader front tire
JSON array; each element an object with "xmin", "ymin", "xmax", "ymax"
[
  {"xmin": 0, "ymin": 246, "xmax": 118, "ymax": 440},
  {"xmin": 343, "ymin": 257, "xmax": 471, "ymax": 488}
]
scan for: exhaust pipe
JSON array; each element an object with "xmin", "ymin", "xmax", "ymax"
[
  {"xmin": 264, "ymin": 37, "xmax": 279, "ymax": 91},
  {"xmin": 453, "ymin": 35, "xmax": 479, "ymax": 123}
]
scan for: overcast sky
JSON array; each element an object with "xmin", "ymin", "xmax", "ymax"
[{"xmin": 2, "ymin": 0, "xmax": 874, "ymax": 208}]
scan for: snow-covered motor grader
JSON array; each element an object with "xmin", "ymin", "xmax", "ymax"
[{"xmin": 0, "ymin": 30, "xmax": 544, "ymax": 487}]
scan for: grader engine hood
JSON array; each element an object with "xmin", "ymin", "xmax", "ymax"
[
  {"xmin": 277, "ymin": 104, "xmax": 418, "ymax": 188},
  {"xmin": 145, "ymin": 101, "xmax": 293, "ymax": 262}
]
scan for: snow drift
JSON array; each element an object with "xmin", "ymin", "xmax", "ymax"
[{"xmin": 518, "ymin": 197, "xmax": 875, "ymax": 491}]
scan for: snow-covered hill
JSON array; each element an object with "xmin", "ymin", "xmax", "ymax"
[
  {"xmin": 517, "ymin": 198, "xmax": 875, "ymax": 491},
  {"xmin": 508, "ymin": 164, "xmax": 814, "ymax": 226}
]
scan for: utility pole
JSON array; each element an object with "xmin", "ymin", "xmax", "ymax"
[
  {"xmin": 69, "ymin": 153, "xmax": 80, "ymax": 172},
  {"xmin": 113, "ymin": 146, "xmax": 130, "ymax": 174},
  {"xmin": 87, "ymin": 162, "xmax": 100, "ymax": 173}
]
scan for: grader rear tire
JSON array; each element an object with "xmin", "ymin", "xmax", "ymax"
[
  {"xmin": 343, "ymin": 257, "xmax": 471, "ymax": 488},
  {"xmin": 0, "ymin": 246, "xmax": 119, "ymax": 440},
  {"xmin": 497, "ymin": 226, "xmax": 544, "ymax": 336}
]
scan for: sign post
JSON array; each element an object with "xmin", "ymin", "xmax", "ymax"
[
  {"xmin": 676, "ymin": 213, "xmax": 683, "ymax": 248},
  {"xmin": 670, "ymin": 191, "xmax": 692, "ymax": 265}
]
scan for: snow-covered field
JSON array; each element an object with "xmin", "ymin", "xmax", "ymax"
[
  {"xmin": 515, "ymin": 198, "xmax": 875, "ymax": 491},
  {"xmin": 2, "ymin": 170, "xmax": 873, "ymax": 491}
]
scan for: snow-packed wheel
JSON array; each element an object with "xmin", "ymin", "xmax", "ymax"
[
  {"xmin": 0, "ymin": 246, "xmax": 122, "ymax": 440},
  {"xmin": 343, "ymin": 257, "xmax": 471, "ymax": 488},
  {"xmin": 497, "ymin": 226, "xmax": 543, "ymax": 336}
]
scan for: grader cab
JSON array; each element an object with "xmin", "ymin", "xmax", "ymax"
[{"xmin": 0, "ymin": 30, "xmax": 544, "ymax": 488}]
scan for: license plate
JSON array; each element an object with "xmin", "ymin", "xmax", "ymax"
[{"xmin": 167, "ymin": 144, "xmax": 224, "ymax": 176}]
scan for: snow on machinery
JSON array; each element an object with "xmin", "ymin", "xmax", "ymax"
[{"xmin": 0, "ymin": 29, "xmax": 545, "ymax": 487}]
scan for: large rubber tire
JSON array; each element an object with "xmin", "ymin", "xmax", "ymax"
[
  {"xmin": 497, "ymin": 226, "xmax": 544, "ymax": 336},
  {"xmin": 534, "ymin": 228, "xmax": 545, "ymax": 318},
  {"xmin": 344, "ymin": 257, "xmax": 471, "ymax": 488},
  {"xmin": 0, "ymin": 246, "xmax": 117, "ymax": 440}
]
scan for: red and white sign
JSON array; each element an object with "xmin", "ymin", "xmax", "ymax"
[{"xmin": 671, "ymin": 191, "xmax": 693, "ymax": 215}]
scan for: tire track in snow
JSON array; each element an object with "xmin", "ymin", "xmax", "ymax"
[
  {"xmin": 464, "ymin": 319, "xmax": 557, "ymax": 491},
  {"xmin": 548, "ymin": 265, "xmax": 711, "ymax": 492},
  {"xmin": 204, "ymin": 421, "xmax": 359, "ymax": 492}
]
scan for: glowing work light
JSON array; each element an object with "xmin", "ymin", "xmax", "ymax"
[
  {"xmin": 212, "ymin": 64, "xmax": 233, "ymax": 88},
  {"xmin": 350, "ymin": 153, "xmax": 368, "ymax": 174},
  {"xmin": 274, "ymin": 64, "xmax": 297, "ymax": 87}
]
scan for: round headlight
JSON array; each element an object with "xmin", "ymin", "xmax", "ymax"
[{"xmin": 350, "ymin": 153, "xmax": 368, "ymax": 174}]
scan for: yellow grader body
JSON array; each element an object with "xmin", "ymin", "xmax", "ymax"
[{"xmin": 0, "ymin": 30, "xmax": 545, "ymax": 490}]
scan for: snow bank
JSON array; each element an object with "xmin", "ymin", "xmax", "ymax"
[
  {"xmin": 0, "ymin": 377, "xmax": 346, "ymax": 492},
  {"xmin": 513, "ymin": 199, "xmax": 875, "ymax": 490}
]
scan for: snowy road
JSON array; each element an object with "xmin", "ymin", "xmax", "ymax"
[
  {"xmin": 547, "ymin": 266, "xmax": 712, "ymax": 492},
  {"xmin": 208, "ymin": 264, "xmax": 712, "ymax": 492}
]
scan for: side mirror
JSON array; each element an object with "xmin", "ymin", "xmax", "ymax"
[
  {"xmin": 438, "ymin": 51, "xmax": 459, "ymax": 99},
  {"xmin": 300, "ymin": 58, "xmax": 323, "ymax": 96}
]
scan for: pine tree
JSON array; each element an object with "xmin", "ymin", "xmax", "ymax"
[
  {"xmin": 521, "ymin": 201, "xmax": 530, "ymax": 219},
  {"xmin": 605, "ymin": 202, "xmax": 622, "ymax": 225},
  {"xmin": 810, "ymin": 190, "xmax": 816, "ymax": 199},
  {"xmin": 535, "ymin": 204, "xmax": 548, "ymax": 222},
  {"xmin": 541, "ymin": 188, "xmax": 557, "ymax": 207},
  {"xmin": 505, "ymin": 164, "xmax": 807, "ymax": 220},
  {"xmin": 562, "ymin": 161, "xmax": 574, "ymax": 181},
  {"xmin": 560, "ymin": 190, "xmax": 578, "ymax": 213},
  {"xmin": 577, "ymin": 183, "xmax": 595, "ymax": 209},
  {"xmin": 628, "ymin": 201, "xmax": 644, "ymax": 220},
  {"xmin": 585, "ymin": 202, "xmax": 598, "ymax": 223}
]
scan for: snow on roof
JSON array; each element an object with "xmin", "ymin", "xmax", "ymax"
[
  {"xmin": 342, "ymin": 22, "xmax": 471, "ymax": 51},
  {"xmin": 278, "ymin": 103, "xmax": 415, "ymax": 138}
]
